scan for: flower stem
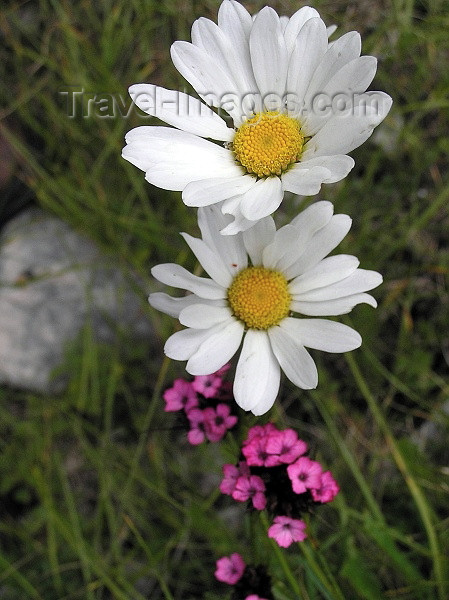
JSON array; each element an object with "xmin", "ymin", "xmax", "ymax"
[
  {"xmin": 259, "ymin": 512, "xmax": 302, "ymax": 596},
  {"xmin": 345, "ymin": 352, "xmax": 447, "ymax": 600}
]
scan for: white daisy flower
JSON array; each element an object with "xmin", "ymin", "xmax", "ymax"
[
  {"xmin": 149, "ymin": 201, "xmax": 382, "ymax": 415},
  {"xmin": 123, "ymin": 0, "xmax": 392, "ymax": 235}
]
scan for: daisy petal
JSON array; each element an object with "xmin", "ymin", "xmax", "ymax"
[
  {"xmin": 186, "ymin": 320, "xmax": 244, "ymax": 375},
  {"xmin": 240, "ymin": 177, "xmax": 283, "ymax": 221},
  {"xmin": 293, "ymin": 269, "xmax": 383, "ymax": 301},
  {"xmin": 291, "ymin": 292, "xmax": 378, "ymax": 316},
  {"xmin": 276, "ymin": 201, "xmax": 334, "ymax": 275},
  {"xmin": 297, "ymin": 155, "xmax": 355, "ymax": 183},
  {"xmin": 268, "ymin": 326, "xmax": 318, "ymax": 389},
  {"xmin": 304, "ymin": 31, "xmax": 362, "ymax": 105},
  {"xmin": 285, "ymin": 214, "xmax": 352, "ymax": 278},
  {"xmin": 289, "ymin": 254, "xmax": 360, "ymax": 294},
  {"xmin": 250, "ymin": 7, "xmax": 288, "ymax": 102},
  {"xmin": 262, "ymin": 224, "xmax": 303, "ymax": 269},
  {"xmin": 281, "ymin": 165, "xmax": 331, "ymax": 196},
  {"xmin": 279, "ymin": 317, "xmax": 362, "ymax": 352},
  {"xmin": 165, "ymin": 327, "xmax": 216, "ymax": 361},
  {"xmin": 129, "ymin": 84, "xmax": 233, "ymax": 141},
  {"xmin": 148, "ymin": 292, "xmax": 222, "ymax": 318},
  {"xmin": 243, "ymin": 216, "xmax": 276, "ymax": 265},
  {"xmin": 181, "ymin": 233, "xmax": 232, "ymax": 287},
  {"xmin": 179, "ymin": 304, "xmax": 232, "ymax": 329},
  {"xmin": 304, "ymin": 92, "xmax": 393, "ymax": 157},
  {"xmin": 234, "ymin": 330, "xmax": 280, "ymax": 414},
  {"xmin": 283, "ymin": 7, "xmax": 321, "ymax": 55},
  {"xmin": 123, "ymin": 127, "xmax": 240, "ymax": 190},
  {"xmin": 198, "ymin": 206, "xmax": 248, "ymax": 274},
  {"xmin": 303, "ymin": 56, "xmax": 378, "ymax": 135},
  {"xmin": 286, "ymin": 17, "xmax": 328, "ymax": 111},
  {"xmin": 151, "ymin": 263, "xmax": 225, "ymax": 299},
  {"xmin": 217, "ymin": 0, "xmax": 256, "ymax": 100},
  {"xmin": 192, "ymin": 17, "xmax": 256, "ymax": 101},
  {"xmin": 183, "ymin": 176, "xmax": 255, "ymax": 208}
]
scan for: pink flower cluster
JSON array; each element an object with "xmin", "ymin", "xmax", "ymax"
[
  {"xmin": 215, "ymin": 553, "xmax": 272, "ymax": 600},
  {"xmin": 220, "ymin": 424, "xmax": 339, "ymax": 548},
  {"xmin": 163, "ymin": 365, "xmax": 238, "ymax": 445}
]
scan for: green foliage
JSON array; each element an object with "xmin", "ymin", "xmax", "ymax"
[{"xmin": 1, "ymin": 0, "xmax": 449, "ymax": 599}]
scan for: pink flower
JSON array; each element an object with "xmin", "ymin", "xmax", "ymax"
[
  {"xmin": 264, "ymin": 429, "xmax": 308, "ymax": 466},
  {"xmin": 232, "ymin": 475, "xmax": 266, "ymax": 510},
  {"xmin": 215, "ymin": 553, "xmax": 245, "ymax": 585},
  {"xmin": 186, "ymin": 408, "xmax": 205, "ymax": 445},
  {"xmin": 220, "ymin": 462, "xmax": 250, "ymax": 496},
  {"xmin": 287, "ymin": 457, "xmax": 323, "ymax": 494},
  {"xmin": 214, "ymin": 363, "xmax": 231, "ymax": 377},
  {"xmin": 163, "ymin": 379, "xmax": 198, "ymax": 412},
  {"xmin": 268, "ymin": 516, "xmax": 307, "ymax": 548},
  {"xmin": 203, "ymin": 404, "xmax": 238, "ymax": 442},
  {"xmin": 242, "ymin": 423, "xmax": 288, "ymax": 466},
  {"xmin": 192, "ymin": 373, "xmax": 222, "ymax": 398},
  {"xmin": 246, "ymin": 596, "xmax": 269, "ymax": 600},
  {"xmin": 311, "ymin": 471, "xmax": 340, "ymax": 504}
]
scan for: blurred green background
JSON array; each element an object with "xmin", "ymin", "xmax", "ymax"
[{"xmin": 0, "ymin": 0, "xmax": 448, "ymax": 598}]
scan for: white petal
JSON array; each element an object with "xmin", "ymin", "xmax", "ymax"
[
  {"xmin": 284, "ymin": 214, "xmax": 352, "ymax": 279},
  {"xmin": 286, "ymin": 17, "xmax": 328, "ymax": 111},
  {"xmin": 179, "ymin": 304, "xmax": 232, "ymax": 329},
  {"xmin": 183, "ymin": 176, "xmax": 255, "ymax": 208},
  {"xmin": 298, "ymin": 155, "xmax": 355, "ymax": 183},
  {"xmin": 192, "ymin": 17, "xmax": 256, "ymax": 101},
  {"xmin": 268, "ymin": 326, "xmax": 318, "ymax": 389},
  {"xmin": 243, "ymin": 216, "xmax": 276, "ymax": 265},
  {"xmin": 240, "ymin": 177, "xmax": 283, "ymax": 220},
  {"xmin": 198, "ymin": 205, "xmax": 248, "ymax": 273},
  {"xmin": 281, "ymin": 164, "xmax": 331, "ymax": 196},
  {"xmin": 219, "ymin": 208, "xmax": 257, "ymax": 235},
  {"xmin": 165, "ymin": 327, "xmax": 215, "ymax": 361},
  {"xmin": 250, "ymin": 7, "xmax": 288, "ymax": 101},
  {"xmin": 289, "ymin": 200, "xmax": 333, "ymax": 230},
  {"xmin": 304, "ymin": 31, "xmax": 362, "ymax": 105},
  {"xmin": 304, "ymin": 91, "xmax": 393, "ymax": 157},
  {"xmin": 151, "ymin": 263, "xmax": 225, "ymax": 299},
  {"xmin": 289, "ymin": 254, "xmax": 360, "ymax": 294},
  {"xmin": 279, "ymin": 317, "xmax": 362, "ymax": 352},
  {"xmin": 262, "ymin": 224, "xmax": 302, "ymax": 269},
  {"xmin": 283, "ymin": 7, "xmax": 321, "ymax": 55},
  {"xmin": 292, "ymin": 292, "xmax": 378, "ymax": 316},
  {"xmin": 233, "ymin": 330, "xmax": 281, "ymax": 413},
  {"xmin": 148, "ymin": 292, "xmax": 222, "ymax": 318},
  {"xmin": 122, "ymin": 126, "xmax": 241, "ymax": 190},
  {"xmin": 293, "ymin": 269, "xmax": 382, "ymax": 301},
  {"xmin": 181, "ymin": 233, "xmax": 232, "ymax": 287},
  {"xmin": 276, "ymin": 201, "xmax": 334, "ymax": 275},
  {"xmin": 129, "ymin": 84, "xmax": 233, "ymax": 141},
  {"xmin": 303, "ymin": 56, "xmax": 378, "ymax": 135},
  {"xmin": 170, "ymin": 41, "xmax": 242, "ymax": 122},
  {"xmin": 186, "ymin": 319, "xmax": 244, "ymax": 375},
  {"xmin": 217, "ymin": 0, "xmax": 256, "ymax": 101}
]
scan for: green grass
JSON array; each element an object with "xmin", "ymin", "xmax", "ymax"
[{"xmin": 1, "ymin": 0, "xmax": 449, "ymax": 598}]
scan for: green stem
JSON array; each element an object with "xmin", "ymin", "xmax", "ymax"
[
  {"xmin": 259, "ymin": 512, "xmax": 302, "ymax": 596},
  {"xmin": 345, "ymin": 352, "xmax": 446, "ymax": 600},
  {"xmin": 299, "ymin": 540, "xmax": 346, "ymax": 600},
  {"xmin": 314, "ymin": 395, "xmax": 385, "ymax": 523}
]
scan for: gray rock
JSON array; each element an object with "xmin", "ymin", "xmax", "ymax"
[{"xmin": 0, "ymin": 208, "xmax": 152, "ymax": 393}]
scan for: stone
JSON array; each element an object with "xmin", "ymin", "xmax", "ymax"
[{"xmin": 0, "ymin": 208, "xmax": 152, "ymax": 393}]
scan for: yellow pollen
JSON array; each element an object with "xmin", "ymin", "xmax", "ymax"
[
  {"xmin": 227, "ymin": 266, "xmax": 291, "ymax": 330},
  {"xmin": 233, "ymin": 111, "xmax": 304, "ymax": 178}
]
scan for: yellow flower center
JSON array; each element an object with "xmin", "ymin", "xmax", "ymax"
[
  {"xmin": 227, "ymin": 266, "xmax": 291, "ymax": 330},
  {"xmin": 233, "ymin": 111, "xmax": 304, "ymax": 178}
]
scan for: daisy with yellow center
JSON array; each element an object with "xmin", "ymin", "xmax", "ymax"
[
  {"xmin": 149, "ymin": 202, "xmax": 382, "ymax": 415},
  {"xmin": 123, "ymin": 1, "xmax": 392, "ymax": 235}
]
